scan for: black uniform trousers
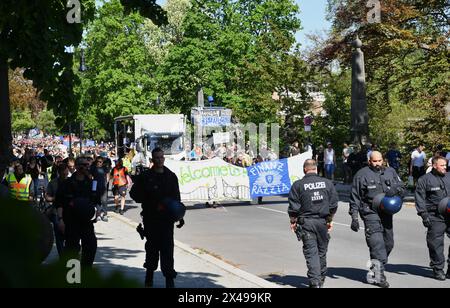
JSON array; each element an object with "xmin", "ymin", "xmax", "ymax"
[
  {"xmin": 64, "ymin": 221, "xmax": 97, "ymax": 267},
  {"xmin": 143, "ymin": 217, "xmax": 177, "ymax": 279},
  {"xmin": 299, "ymin": 218, "xmax": 329, "ymax": 285},
  {"xmin": 426, "ymin": 213, "xmax": 450, "ymax": 271},
  {"xmin": 362, "ymin": 212, "xmax": 394, "ymax": 271}
]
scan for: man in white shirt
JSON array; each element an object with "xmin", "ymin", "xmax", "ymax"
[
  {"xmin": 324, "ymin": 142, "xmax": 336, "ymax": 181},
  {"xmin": 410, "ymin": 144, "xmax": 427, "ymax": 187},
  {"xmin": 342, "ymin": 143, "xmax": 352, "ymax": 184}
]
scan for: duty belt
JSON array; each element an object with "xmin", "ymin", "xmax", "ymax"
[{"xmin": 426, "ymin": 204, "xmax": 438, "ymax": 212}]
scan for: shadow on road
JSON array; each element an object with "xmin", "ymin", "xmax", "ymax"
[
  {"xmin": 261, "ymin": 273, "xmax": 310, "ymax": 288},
  {"xmin": 95, "ymin": 246, "xmax": 226, "ymax": 288},
  {"xmin": 327, "ymin": 267, "xmax": 370, "ymax": 286},
  {"xmin": 186, "ymin": 202, "xmax": 253, "ymax": 210},
  {"xmin": 176, "ymin": 272, "xmax": 226, "ymax": 288},
  {"xmin": 106, "ymin": 204, "xmax": 139, "ymax": 212},
  {"xmin": 385, "ymin": 263, "xmax": 432, "ymax": 279}
]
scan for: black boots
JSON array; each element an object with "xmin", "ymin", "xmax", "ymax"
[
  {"xmin": 320, "ymin": 276, "xmax": 326, "ymax": 287},
  {"xmin": 144, "ymin": 271, "xmax": 175, "ymax": 288},
  {"xmin": 433, "ymin": 269, "xmax": 446, "ymax": 281},
  {"xmin": 166, "ymin": 277, "xmax": 175, "ymax": 288},
  {"xmin": 309, "ymin": 283, "xmax": 321, "ymax": 288},
  {"xmin": 375, "ymin": 274, "xmax": 390, "ymax": 288},
  {"xmin": 376, "ymin": 279, "xmax": 390, "ymax": 288},
  {"xmin": 145, "ymin": 271, "xmax": 153, "ymax": 288}
]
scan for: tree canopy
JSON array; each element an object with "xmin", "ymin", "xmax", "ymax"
[
  {"xmin": 311, "ymin": 0, "xmax": 450, "ymax": 151},
  {"xmin": 77, "ymin": 0, "xmax": 310, "ymax": 141},
  {"xmin": 0, "ymin": 0, "xmax": 167, "ymax": 163}
]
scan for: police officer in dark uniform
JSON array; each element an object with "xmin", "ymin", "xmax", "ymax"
[
  {"xmin": 55, "ymin": 157, "xmax": 99, "ymax": 268},
  {"xmin": 349, "ymin": 151, "xmax": 405, "ymax": 288},
  {"xmin": 415, "ymin": 156, "xmax": 450, "ymax": 280},
  {"xmin": 130, "ymin": 148, "xmax": 185, "ymax": 288},
  {"xmin": 288, "ymin": 159, "xmax": 338, "ymax": 288}
]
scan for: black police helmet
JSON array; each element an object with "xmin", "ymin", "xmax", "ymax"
[
  {"xmin": 162, "ymin": 198, "xmax": 186, "ymax": 222},
  {"xmin": 373, "ymin": 193, "xmax": 403, "ymax": 215}
]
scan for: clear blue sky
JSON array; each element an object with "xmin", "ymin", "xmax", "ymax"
[{"xmin": 296, "ymin": 0, "xmax": 331, "ymax": 48}]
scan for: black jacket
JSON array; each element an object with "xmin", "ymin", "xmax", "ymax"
[
  {"xmin": 55, "ymin": 173, "xmax": 100, "ymax": 223},
  {"xmin": 130, "ymin": 166, "xmax": 180, "ymax": 219},
  {"xmin": 349, "ymin": 166, "xmax": 405, "ymax": 217},
  {"xmin": 288, "ymin": 173, "xmax": 338, "ymax": 219},
  {"xmin": 415, "ymin": 170, "xmax": 450, "ymax": 216}
]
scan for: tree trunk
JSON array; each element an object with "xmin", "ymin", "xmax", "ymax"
[{"xmin": 0, "ymin": 56, "xmax": 12, "ymax": 166}]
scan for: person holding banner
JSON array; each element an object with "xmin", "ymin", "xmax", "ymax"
[{"xmin": 287, "ymin": 159, "xmax": 339, "ymax": 288}]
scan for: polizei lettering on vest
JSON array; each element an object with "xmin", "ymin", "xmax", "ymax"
[{"xmin": 303, "ymin": 182, "xmax": 326, "ymax": 190}]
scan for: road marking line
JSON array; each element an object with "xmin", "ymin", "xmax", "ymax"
[
  {"xmin": 256, "ymin": 207, "xmax": 365, "ymax": 230},
  {"xmin": 256, "ymin": 207, "xmax": 285, "ymax": 214},
  {"xmin": 332, "ymin": 222, "xmax": 350, "ymax": 227}
]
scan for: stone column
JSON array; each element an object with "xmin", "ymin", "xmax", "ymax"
[{"xmin": 350, "ymin": 36, "xmax": 370, "ymax": 146}]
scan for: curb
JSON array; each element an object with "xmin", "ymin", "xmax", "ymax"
[{"xmin": 108, "ymin": 212, "xmax": 281, "ymax": 288}]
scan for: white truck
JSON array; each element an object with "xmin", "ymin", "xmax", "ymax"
[{"xmin": 114, "ymin": 114, "xmax": 187, "ymax": 165}]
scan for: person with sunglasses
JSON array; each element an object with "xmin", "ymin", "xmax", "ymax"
[
  {"xmin": 55, "ymin": 157, "xmax": 100, "ymax": 268},
  {"xmin": 90, "ymin": 157, "xmax": 109, "ymax": 222}
]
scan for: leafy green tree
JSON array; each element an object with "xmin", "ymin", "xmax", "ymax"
[
  {"xmin": 0, "ymin": 0, "xmax": 167, "ymax": 164},
  {"xmin": 157, "ymin": 0, "xmax": 303, "ymax": 125},
  {"xmin": 143, "ymin": 0, "xmax": 192, "ymax": 65},
  {"xmin": 309, "ymin": 69, "xmax": 352, "ymax": 150},
  {"xmin": 313, "ymin": 0, "xmax": 449, "ymax": 152},
  {"xmin": 0, "ymin": 0, "xmax": 96, "ymax": 163},
  {"xmin": 76, "ymin": 0, "xmax": 163, "ymax": 136},
  {"xmin": 11, "ymin": 109, "xmax": 35, "ymax": 135},
  {"xmin": 36, "ymin": 109, "xmax": 59, "ymax": 136}
]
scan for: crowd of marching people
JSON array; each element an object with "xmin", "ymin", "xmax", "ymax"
[
  {"xmin": 2, "ymin": 135, "xmax": 448, "ymax": 222},
  {"xmin": 0, "ymin": 136, "xmax": 137, "ymax": 264},
  {"xmin": 4, "ymin": 136, "xmax": 449, "ymax": 208}
]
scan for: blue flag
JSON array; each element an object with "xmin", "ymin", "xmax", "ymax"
[{"xmin": 247, "ymin": 159, "xmax": 291, "ymax": 199}]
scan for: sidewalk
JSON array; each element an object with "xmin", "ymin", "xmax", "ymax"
[{"xmin": 47, "ymin": 214, "xmax": 280, "ymax": 288}]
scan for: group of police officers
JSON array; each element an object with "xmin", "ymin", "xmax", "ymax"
[
  {"xmin": 2, "ymin": 145, "xmax": 449, "ymax": 288},
  {"xmin": 288, "ymin": 151, "xmax": 450, "ymax": 288}
]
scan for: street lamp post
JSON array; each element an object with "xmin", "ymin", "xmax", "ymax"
[
  {"xmin": 69, "ymin": 123, "xmax": 72, "ymax": 155},
  {"xmin": 79, "ymin": 48, "xmax": 87, "ymax": 155},
  {"xmin": 80, "ymin": 121, "xmax": 84, "ymax": 155}
]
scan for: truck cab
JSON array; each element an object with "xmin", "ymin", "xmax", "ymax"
[{"xmin": 114, "ymin": 114, "xmax": 187, "ymax": 165}]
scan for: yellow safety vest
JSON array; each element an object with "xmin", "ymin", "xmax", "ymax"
[
  {"xmin": 47, "ymin": 166, "xmax": 53, "ymax": 180},
  {"xmin": 123, "ymin": 158, "xmax": 132, "ymax": 172},
  {"xmin": 6, "ymin": 173, "xmax": 32, "ymax": 201}
]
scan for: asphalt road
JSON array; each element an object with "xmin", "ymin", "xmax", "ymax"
[{"xmin": 115, "ymin": 194, "xmax": 449, "ymax": 288}]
